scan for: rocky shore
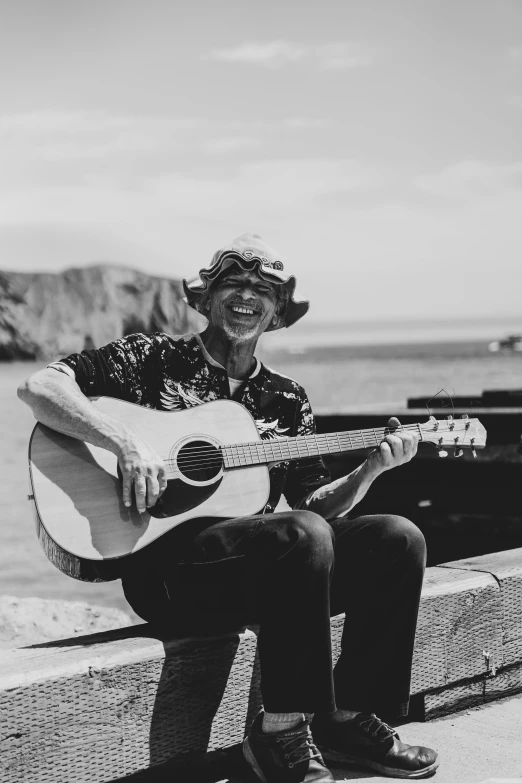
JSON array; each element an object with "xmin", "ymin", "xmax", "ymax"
[{"xmin": 0, "ymin": 264, "xmax": 203, "ymax": 360}]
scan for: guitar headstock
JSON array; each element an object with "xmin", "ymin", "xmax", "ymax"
[{"xmin": 418, "ymin": 415, "xmax": 487, "ymax": 457}]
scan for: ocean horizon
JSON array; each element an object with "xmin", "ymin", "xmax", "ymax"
[{"xmin": 260, "ymin": 315, "xmax": 522, "ymax": 352}]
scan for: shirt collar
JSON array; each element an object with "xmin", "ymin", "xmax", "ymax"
[{"xmin": 195, "ymin": 333, "xmax": 261, "ymax": 380}]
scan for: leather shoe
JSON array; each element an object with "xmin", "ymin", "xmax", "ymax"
[
  {"xmin": 313, "ymin": 712, "xmax": 439, "ymax": 779},
  {"xmin": 243, "ymin": 712, "xmax": 335, "ymax": 782}
]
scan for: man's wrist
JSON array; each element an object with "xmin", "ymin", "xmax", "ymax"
[
  {"xmin": 98, "ymin": 420, "xmax": 136, "ymax": 457},
  {"xmin": 361, "ymin": 455, "xmax": 385, "ymax": 482}
]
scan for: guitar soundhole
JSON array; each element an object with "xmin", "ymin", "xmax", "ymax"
[{"xmin": 176, "ymin": 440, "xmax": 223, "ymax": 483}]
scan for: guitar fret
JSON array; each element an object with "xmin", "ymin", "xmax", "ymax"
[
  {"xmin": 222, "ymin": 419, "xmax": 481, "ymax": 469},
  {"xmin": 262, "ymin": 442, "xmax": 272, "ymax": 463}
]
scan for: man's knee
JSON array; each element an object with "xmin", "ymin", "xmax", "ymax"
[
  {"xmin": 286, "ymin": 510, "xmax": 335, "ymax": 558},
  {"xmin": 379, "ymin": 515, "xmax": 426, "ymax": 564}
]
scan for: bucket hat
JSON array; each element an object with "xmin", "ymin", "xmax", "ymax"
[{"xmin": 183, "ymin": 233, "xmax": 309, "ymax": 331}]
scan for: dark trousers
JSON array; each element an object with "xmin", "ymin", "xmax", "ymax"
[{"xmin": 122, "ymin": 511, "xmax": 426, "ymax": 717}]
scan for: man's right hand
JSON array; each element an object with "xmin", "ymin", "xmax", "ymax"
[{"xmin": 117, "ymin": 435, "xmax": 168, "ymax": 514}]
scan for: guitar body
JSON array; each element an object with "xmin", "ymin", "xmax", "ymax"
[{"xmin": 29, "ymin": 398, "xmax": 270, "ymax": 582}]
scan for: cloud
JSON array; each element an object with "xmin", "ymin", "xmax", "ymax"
[
  {"xmin": 0, "ymin": 110, "xmax": 334, "ymax": 169},
  {"xmin": 0, "ymin": 158, "xmax": 383, "ymax": 235},
  {"xmin": 0, "ymin": 111, "xmax": 202, "ymax": 162},
  {"xmin": 416, "ymin": 161, "xmax": 522, "ymax": 201},
  {"xmin": 144, "ymin": 158, "xmax": 383, "ymax": 218},
  {"xmin": 206, "ymin": 40, "xmax": 306, "ymax": 67},
  {"xmin": 0, "ymin": 111, "xmax": 199, "ymax": 136},
  {"xmin": 206, "ymin": 40, "xmax": 373, "ymax": 70}
]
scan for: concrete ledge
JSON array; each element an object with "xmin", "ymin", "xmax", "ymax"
[
  {"xmin": 0, "ymin": 626, "xmax": 263, "ymax": 782},
  {"xmin": 441, "ymin": 548, "xmax": 522, "ymax": 667},
  {"xmin": 422, "ymin": 661, "xmax": 522, "ymax": 719},
  {"xmin": 411, "ymin": 567, "xmax": 503, "ymax": 692},
  {"xmin": 415, "ymin": 547, "xmax": 522, "ymax": 717},
  {"xmin": 1, "ymin": 550, "xmax": 521, "ymax": 783}
]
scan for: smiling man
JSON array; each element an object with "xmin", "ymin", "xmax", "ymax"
[{"xmin": 19, "ymin": 233, "xmax": 438, "ymax": 782}]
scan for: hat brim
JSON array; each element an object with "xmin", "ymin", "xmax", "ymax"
[{"xmin": 183, "ymin": 253, "xmax": 309, "ymax": 331}]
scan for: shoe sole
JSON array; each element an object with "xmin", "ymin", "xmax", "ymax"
[
  {"xmin": 243, "ymin": 737, "xmax": 268, "ymax": 783},
  {"xmin": 320, "ymin": 746, "xmax": 439, "ymax": 779}
]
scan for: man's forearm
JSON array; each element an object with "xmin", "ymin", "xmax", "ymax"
[
  {"xmin": 296, "ymin": 459, "xmax": 383, "ymax": 519},
  {"xmin": 17, "ymin": 369, "xmax": 130, "ymax": 455}
]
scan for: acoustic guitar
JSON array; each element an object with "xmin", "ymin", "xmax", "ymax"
[{"xmin": 27, "ymin": 397, "xmax": 487, "ymax": 582}]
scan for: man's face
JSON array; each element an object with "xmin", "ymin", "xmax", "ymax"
[{"xmin": 206, "ymin": 267, "xmax": 280, "ymax": 342}]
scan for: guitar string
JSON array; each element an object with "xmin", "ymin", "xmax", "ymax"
[
  {"xmin": 160, "ymin": 430, "xmax": 471, "ymax": 464},
  {"xmin": 159, "ymin": 429, "xmax": 474, "ymax": 474},
  {"xmin": 154, "ymin": 422, "xmax": 462, "ymax": 459},
  {"xmin": 154, "ymin": 422, "xmax": 470, "ymax": 463},
  {"xmin": 167, "ymin": 441, "xmax": 477, "ymax": 476},
  {"xmin": 159, "ymin": 428, "xmax": 410, "ymax": 463}
]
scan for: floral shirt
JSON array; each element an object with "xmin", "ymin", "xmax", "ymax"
[{"xmin": 58, "ymin": 332, "xmax": 331, "ymax": 512}]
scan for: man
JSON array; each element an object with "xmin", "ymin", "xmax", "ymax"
[{"xmin": 19, "ymin": 233, "xmax": 438, "ymax": 782}]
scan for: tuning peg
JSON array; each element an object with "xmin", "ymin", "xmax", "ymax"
[
  {"xmin": 454, "ymin": 448, "xmax": 464, "ymax": 457},
  {"xmin": 429, "ymin": 415, "xmax": 439, "ymax": 430},
  {"xmin": 470, "ymin": 437, "xmax": 477, "ymax": 458},
  {"xmin": 437, "ymin": 448, "xmax": 448, "ymax": 458},
  {"xmin": 447, "ymin": 415, "xmax": 455, "ymax": 430},
  {"xmin": 461, "ymin": 414, "xmax": 470, "ymax": 430}
]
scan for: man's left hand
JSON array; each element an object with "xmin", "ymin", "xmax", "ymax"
[{"xmin": 367, "ymin": 416, "xmax": 419, "ymax": 475}]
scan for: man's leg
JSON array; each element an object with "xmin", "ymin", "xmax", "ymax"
[
  {"xmin": 122, "ymin": 509, "xmax": 336, "ymax": 782},
  {"xmin": 330, "ymin": 513, "xmax": 426, "ymax": 718},
  {"xmin": 181, "ymin": 510, "xmax": 337, "ymax": 714},
  {"xmin": 313, "ymin": 513, "xmax": 438, "ymax": 779}
]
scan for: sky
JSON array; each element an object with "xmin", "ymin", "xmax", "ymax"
[{"xmin": 0, "ymin": 0, "xmax": 521, "ymax": 321}]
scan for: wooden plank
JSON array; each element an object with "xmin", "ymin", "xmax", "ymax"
[
  {"xmin": 441, "ymin": 548, "xmax": 522, "ymax": 667},
  {"xmin": 411, "ymin": 567, "xmax": 503, "ymax": 693}
]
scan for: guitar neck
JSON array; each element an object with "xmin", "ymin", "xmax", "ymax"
[{"xmin": 222, "ymin": 424, "xmax": 422, "ymax": 468}]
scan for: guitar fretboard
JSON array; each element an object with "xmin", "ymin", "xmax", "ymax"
[{"xmin": 222, "ymin": 426, "xmax": 420, "ymax": 468}]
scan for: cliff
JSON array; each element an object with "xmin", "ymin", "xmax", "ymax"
[{"xmin": 0, "ymin": 264, "xmax": 203, "ymax": 360}]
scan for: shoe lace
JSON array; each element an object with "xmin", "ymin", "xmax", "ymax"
[
  {"xmin": 358, "ymin": 713, "xmax": 399, "ymax": 743},
  {"xmin": 276, "ymin": 727, "xmax": 323, "ymax": 768}
]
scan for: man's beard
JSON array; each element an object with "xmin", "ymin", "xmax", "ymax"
[{"xmin": 221, "ymin": 320, "xmax": 260, "ymax": 343}]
